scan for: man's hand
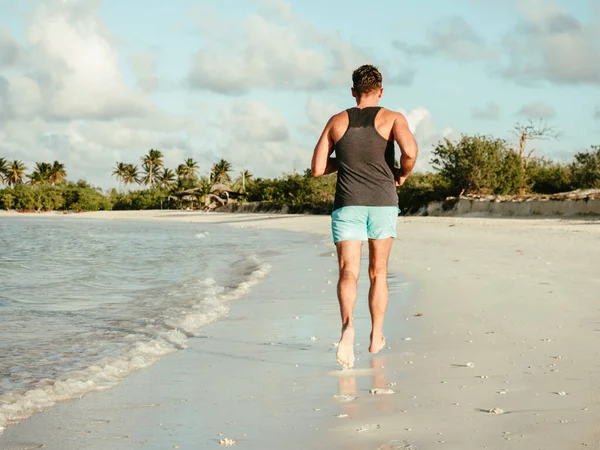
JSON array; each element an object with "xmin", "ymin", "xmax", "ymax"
[{"xmin": 393, "ymin": 167, "xmax": 407, "ymax": 186}]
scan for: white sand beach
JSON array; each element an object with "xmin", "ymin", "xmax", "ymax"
[{"xmin": 1, "ymin": 210, "xmax": 600, "ymax": 449}]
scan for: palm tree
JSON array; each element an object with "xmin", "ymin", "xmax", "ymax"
[
  {"xmin": 177, "ymin": 158, "xmax": 199, "ymax": 180},
  {"xmin": 211, "ymin": 159, "xmax": 232, "ymax": 185},
  {"xmin": 29, "ymin": 162, "xmax": 52, "ymax": 186},
  {"xmin": 112, "ymin": 162, "xmax": 127, "ymax": 190},
  {"xmin": 141, "ymin": 149, "xmax": 164, "ymax": 187},
  {"xmin": 48, "ymin": 161, "xmax": 67, "ymax": 185},
  {"xmin": 233, "ymin": 169, "xmax": 253, "ymax": 193},
  {"xmin": 6, "ymin": 160, "xmax": 26, "ymax": 187},
  {"xmin": 158, "ymin": 168, "xmax": 176, "ymax": 186},
  {"xmin": 123, "ymin": 164, "xmax": 140, "ymax": 189},
  {"xmin": 140, "ymin": 162, "xmax": 160, "ymax": 186},
  {"xmin": 197, "ymin": 176, "xmax": 217, "ymax": 207},
  {"xmin": 0, "ymin": 158, "xmax": 8, "ymax": 184}
]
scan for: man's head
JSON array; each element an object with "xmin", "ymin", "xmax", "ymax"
[{"xmin": 351, "ymin": 65, "xmax": 383, "ymax": 100}]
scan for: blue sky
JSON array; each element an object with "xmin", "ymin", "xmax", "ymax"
[{"xmin": 0, "ymin": 0, "xmax": 598, "ymax": 187}]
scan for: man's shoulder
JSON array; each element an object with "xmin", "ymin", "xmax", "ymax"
[
  {"xmin": 379, "ymin": 107, "xmax": 405, "ymax": 119},
  {"xmin": 379, "ymin": 108, "xmax": 410, "ymax": 128},
  {"xmin": 331, "ymin": 109, "xmax": 350, "ymax": 121},
  {"xmin": 326, "ymin": 110, "xmax": 351, "ymax": 128}
]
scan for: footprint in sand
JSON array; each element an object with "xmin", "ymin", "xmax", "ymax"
[
  {"xmin": 356, "ymin": 423, "xmax": 381, "ymax": 432},
  {"xmin": 378, "ymin": 441, "xmax": 418, "ymax": 450},
  {"xmin": 370, "ymin": 388, "xmax": 395, "ymax": 395},
  {"xmin": 333, "ymin": 393, "xmax": 357, "ymax": 402}
]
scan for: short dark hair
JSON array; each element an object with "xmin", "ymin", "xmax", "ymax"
[{"xmin": 352, "ymin": 65, "xmax": 383, "ymax": 95}]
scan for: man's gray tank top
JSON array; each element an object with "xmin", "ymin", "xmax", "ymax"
[{"xmin": 333, "ymin": 106, "xmax": 398, "ymax": 211}]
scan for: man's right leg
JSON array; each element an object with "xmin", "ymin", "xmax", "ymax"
[{"xmin": 335, "ymin": 240, "xmax": 362, "ymax": 369}]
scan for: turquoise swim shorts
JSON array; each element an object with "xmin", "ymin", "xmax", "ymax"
[{"xmin": 331, "ymin": 206, "xmax": 399, "ymax": 244}]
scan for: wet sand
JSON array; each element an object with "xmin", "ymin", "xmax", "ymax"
[{"xmin": 1, "ymin": 210, "xmax": 600, "ymax": 449}]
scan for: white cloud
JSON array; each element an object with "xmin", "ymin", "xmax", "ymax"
[
  {"xmin": 0, "ymin": 0, "xmax": 169, "ymax": 187},
  {"xmin": 23, "ymin": 0, "xmax": 152, "ymax": 120},
  {"xmin": 207, "ymin": 100, "xmax": 312, "ymax": 177},
  {"xmin": 500, "ymin": 0, "xmax": 600, "ymax": 85},
  {"xmin": 189, "ymin": 14, "xmax": 328, "ymax": 94},
  {"xmin": 251, "ymin": 0, "xmax": 292, "ymax": 20},
  {"xmin": 0, "ymin": 96, "xmax": 303, "ymax": 186},
  {"xmin": 189, "ymin": 10, "xmax": 413, "ymax": 94},
  {"xmin": 302, "ymin": 97, "xmax": 340, "ymax": 135},
  {"xmin": 0, "ymin": 25, "xmax": 19, "ymax": 66},
  {"xmin": 129, "ymin": 52, "xmax": 160, "ymax": 93},
  {"xmin": 6, "ymin": 75, "xmax": 43, "ymax": 119},
  {"xmin": 393, "ymin": 16, "xmax": 495, "ymax": 64},
  {"xmin": 219, "ymin": 100, "xmax": 289, "ymax": 143},
  {"xmin": 396, "ymin": 2, "xmax": 600, "ymax": 86},
  {"xmin": 399, "ymin": 106, "xmax": 458, "ymax": 172},
  {"xmin": 0, "ymin": 0, "xmax": 445, "ymax": 188},
  {"xmin": 472, "ymin": 101, "xmax": 500, "ymax": 120},
  {"xmin": 517, "ymin": 101, "xmax": 556, "ymax": 119},
  {"xmin": 0, "ymin": 115, "xmax": 194, "ymax": 187},
  {"xmin": 429, "ymin": 17, "xmax": 495, "ymax": 62}
]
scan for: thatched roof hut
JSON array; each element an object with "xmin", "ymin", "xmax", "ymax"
[
  {"xmin": 170, "ymin": 184, "xmax": 241, "ymax": 210},
  {"xmin": 211, "ymin": 183, "xmax": 230, "ymax": 193}
]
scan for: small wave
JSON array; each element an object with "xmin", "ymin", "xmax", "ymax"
[
  {"xmin": 195, "ymin": 232, "xmax": 209, "ymax": 239},
  {"xmin": 0, "ymin": 259, "xmax": 271, "ymax": 433},
  {"xmin": 0, "ymin": 336, "xmax": 178, "ymax": 432},
  {"xmin": 220, "ymin": 262, "xmax": 271, "ymax": 301}
]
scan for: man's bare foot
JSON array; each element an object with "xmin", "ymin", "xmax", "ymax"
[
  {"xmin": 336, "ymin": 327, "xmax": 355, "ymax": 369},
  {"xmin": 369, "ymin": 332, "xmax": 386, "ymax": 354}
]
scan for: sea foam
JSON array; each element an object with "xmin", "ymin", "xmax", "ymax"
[{"xmin": 0, "ymin": 259, "xmax": 271, "ymax": 432}]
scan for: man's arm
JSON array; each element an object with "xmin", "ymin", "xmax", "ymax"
[
  {"xmin": 392, "ymin": 113, "xmax": 418, "ymax": 186},
  {"xmin": 311, "ymin": 117, "xmax": 337, "ymax": 177}
]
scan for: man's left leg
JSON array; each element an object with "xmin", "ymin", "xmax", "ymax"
[
  {"xmin": 367, "ymin": 237, "xmax": 394, "ymax": 354},
  {"xmin": 335, "ymin": 240, "xmax": 363, "ymax": 369},
  {"xmin": 366, "ymin": 206, "xmax": 397, "ymax": 353}
]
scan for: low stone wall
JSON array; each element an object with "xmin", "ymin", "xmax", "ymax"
[
  {"xmin": 217, "ymin": 191, "xmax": 600, "ymax": 218},
  {"xmin": 422, "ymin": 191, "xmax": 600, "ymax": 217}
]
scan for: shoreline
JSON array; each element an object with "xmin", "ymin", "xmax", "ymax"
[
  {"xmin": 0, "ymin": 214, "xmax": 417, "ymax": 449},
  {"xmin": 0, "ymin": 219, "xmax": 281, "ymax": 432},
  {"xmin": 2, "ymin": 211, "xmax": 600, "ymax": 449}
]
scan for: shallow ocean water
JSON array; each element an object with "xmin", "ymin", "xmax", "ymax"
[{"xmin": 0, "ymin": 217, "xmax": 309, "ymax": 430}]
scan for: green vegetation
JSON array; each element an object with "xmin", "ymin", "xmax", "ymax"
[
  {"xmin": 400, "ymin": 138, "xmax": 600, "ymax": 213},
  {"xmin": 0, "ymin": 181, "xmax": 111, "ymax": 212},
  {"xmin": 431, "ymin": 135, "xmax": 525, "ymax": 196},
  {"xmin": 245, "ymin": 170, "xmax": 336, "ymax": 209},
  {"xmin": 1, "ymin": 136, "xmax": 599, "ymax": 214}
]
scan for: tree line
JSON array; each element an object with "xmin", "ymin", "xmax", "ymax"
[
  {"xmin": 0, "ymin": 150, "xmax": 255, "ymax": 211},
  {"xmin": 0, "ymin": 159, "xmax": 66, "ymax": 186},
  {"xmin": 1, "ymin": 129, "xmax": 599, "ymax": 213},
  {"xmin": 111, "ymin": 150, "xmax": 251, "ymax": 190}
]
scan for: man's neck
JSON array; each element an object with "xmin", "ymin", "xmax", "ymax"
[{"xmin": 355, "ymin": 95, "xmax": 380, "ymax": 109}]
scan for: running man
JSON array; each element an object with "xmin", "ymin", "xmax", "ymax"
[{"xmin": 310, "ymin": 64, "xmax": 418, "ymax": 369}]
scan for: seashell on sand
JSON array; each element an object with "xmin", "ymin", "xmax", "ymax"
[{"xmin": 370, "ymin": 388, "xmax": 395, "ymax": 395}]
